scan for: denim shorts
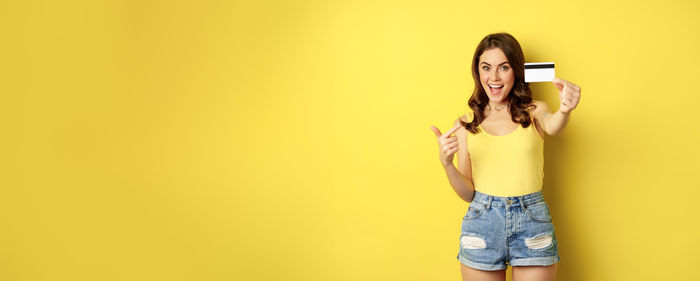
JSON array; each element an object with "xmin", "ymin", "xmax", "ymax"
[{"xmin": 456, "ymin": 190, "xmax": 560, "ymax": 271}]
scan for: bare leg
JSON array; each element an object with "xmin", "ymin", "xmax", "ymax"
[
  {"xmin": 460, "ymin": 262, "xmax": 506, "ymax": 281},
  {"xmin": 512, "ymin": 263, "xmax": 558, "ymax": 281}
]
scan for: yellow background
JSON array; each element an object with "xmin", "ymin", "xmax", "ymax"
[{"xmin": 1, "ymin": 0, "xmax": 699, "ymax": 280}]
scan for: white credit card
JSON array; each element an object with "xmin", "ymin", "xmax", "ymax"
[{"xmin": 524, "ymin": 62, "xmax": 555, "ymax": 82}]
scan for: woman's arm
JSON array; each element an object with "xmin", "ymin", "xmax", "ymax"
[
  {"xmin": 444, "ymin": 117, "xmax": 475, "ymax": 202},
  {"xmin": 533, "ymin": 101, "xmax": 571, "ymax": 135},
  {"xmin": 546, "ymin": 110, "xmax": 571, "ymax": 135},
  {"xmin": 443, "ymin": 162, "xmax": 475, "ymax": 203},
  {"xmin": 430, "ymin": 118, "xmax": 475, "ymax": 202},
  {"xmin": 534, "ymin": 78, "xmax": 581, "ymax": 135}
]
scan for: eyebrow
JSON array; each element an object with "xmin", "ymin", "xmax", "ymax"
[{"xmin": 480, "ymin": 61, "xmax": 510, "ymax": 66}]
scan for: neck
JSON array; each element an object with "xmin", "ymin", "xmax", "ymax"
[{"xmin": 487, "ymin": 101, "xmax": 508, "ymax": 109}]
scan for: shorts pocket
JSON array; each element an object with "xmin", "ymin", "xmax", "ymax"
[
  {"xmin": 463, "ymin": 203, "xmax": 485, "ymax": 220},
  {"xmin": 525, "ymin": 202, "xmax": 552, "ymax": 222}
]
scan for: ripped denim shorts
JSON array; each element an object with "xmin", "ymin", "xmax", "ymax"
[{"xmin": 456, "ymin": 190, "xmax": 560, "ymax": 271}]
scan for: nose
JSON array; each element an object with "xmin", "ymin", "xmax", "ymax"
[{"xmin": 492, "ymin": 69, "xmax": 501, "ymax": 81}]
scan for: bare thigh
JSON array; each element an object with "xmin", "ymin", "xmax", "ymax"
[
  {"xmin": 460, "ymin": 263, "xmax": 506, "ymax": 281},
  {"xmin": 512, "ymin": 263, "xmax": 558, "ymax": 281}
]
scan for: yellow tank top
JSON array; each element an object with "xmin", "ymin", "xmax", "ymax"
[{"xmin": 465, "ymin": 109, "xmax": 544, "ymax": 197}]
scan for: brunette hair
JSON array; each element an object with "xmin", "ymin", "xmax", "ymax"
[{"xmin": 459, "ymin": 32, "xmax": 536, "ymax": 134}]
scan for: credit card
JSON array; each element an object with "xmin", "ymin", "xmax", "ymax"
[{"xmin": 524, "ymin": 62, "xmax": 555, "ymax": 82}]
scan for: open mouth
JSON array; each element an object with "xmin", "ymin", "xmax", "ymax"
[{"xmin": 488, "ymin": 84, "xmax": 504, "ymax": 95}]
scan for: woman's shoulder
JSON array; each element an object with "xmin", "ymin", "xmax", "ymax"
[
  {"xmin": 460, "ymin": 113, "xmax": 469, "ymax": 122},
  {"xmin": 454, "ymin": 113, "xmax": 470, "ymax": 126},
  {"xmin": 527, "ymin": 100, "xmax": 550, "ymax": 138},
  {"xmin": 454, "ymin": 111, "xmax": 473, "ymax": 136},
  {"xmin": 458, "ymin": 111, "xmax": 473, "ymax": 123},
  {"xmin": 529, "ymin": 100, "xmax": 545, "ymax": 109},
  {"xmin": 528, "ymin": 100, "xmax": 553, "ymax": 116}
]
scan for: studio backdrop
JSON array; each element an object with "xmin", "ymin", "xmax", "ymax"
[{"xmin": 1, "ymin": 0, "xmax": 699, "ymax": 280}]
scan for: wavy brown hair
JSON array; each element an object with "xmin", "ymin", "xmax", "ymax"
[{"xmin": 459, "ymin": 32, "xmax": 536, "ymax": 134}]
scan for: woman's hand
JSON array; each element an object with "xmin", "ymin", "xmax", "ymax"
[
  {"xmin": 430, "ymin": 123, "xmax": 461, "ymax": 167},
  {"xmin": 552, "ymin": 78, "xmax": 581, "ymax": 114}
]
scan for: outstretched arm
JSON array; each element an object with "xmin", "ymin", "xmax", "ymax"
[
  {"xmin": 538, "ymin": 102, "xmax": 571, "ymax": 135},
  {"xmin": 536, "ymin": 78, "xmax": 581, "ymax": 135}
]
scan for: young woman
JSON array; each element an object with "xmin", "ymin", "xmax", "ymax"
[{"xmin": 430, "ymin": 33, "xmax": 581, "ymax": 281}]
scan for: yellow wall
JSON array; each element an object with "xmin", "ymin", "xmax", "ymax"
[{"xmin": 1, "ymin": 0, "xmax": 699, "ymax": 280}]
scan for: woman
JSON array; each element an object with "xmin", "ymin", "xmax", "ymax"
[{"xmin": 429, "ymin": 33, "xmax": 581, "ymax": 281}]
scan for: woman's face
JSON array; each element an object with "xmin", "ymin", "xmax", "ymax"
[{"xmin": 478, "ymin": 47, "xmax": 514, "ymax": 104}]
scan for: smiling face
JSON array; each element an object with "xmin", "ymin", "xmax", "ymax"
[{"xmin": 478, "ymin": 47, "xmax": 515, "ymax": 106}]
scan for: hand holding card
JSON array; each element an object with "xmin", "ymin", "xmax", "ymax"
[{"xmin": 552, "ymin": 78, "xmax": 581, "ymax": 114}]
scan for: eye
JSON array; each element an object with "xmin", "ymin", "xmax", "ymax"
[
  {"xmin": 482, "ymin": 66, "xmax": 490, "ymax": 70},
  {"xmin": 500, "ymin": 65, "xmax": 509, "ymax": 71}
]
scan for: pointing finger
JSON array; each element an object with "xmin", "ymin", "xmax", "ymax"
[{"xmin": 442, "ymin": 123, "xmax": 461, "ymax": 138}]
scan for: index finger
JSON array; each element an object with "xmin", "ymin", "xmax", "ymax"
[{"xmin": 442, "ymin": 123, "xmax": 461, "ymax": 138}]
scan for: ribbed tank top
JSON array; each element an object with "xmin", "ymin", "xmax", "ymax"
[{"xmin": 465, "ymin": 108, "xmax": 544, "ymax": 197}]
